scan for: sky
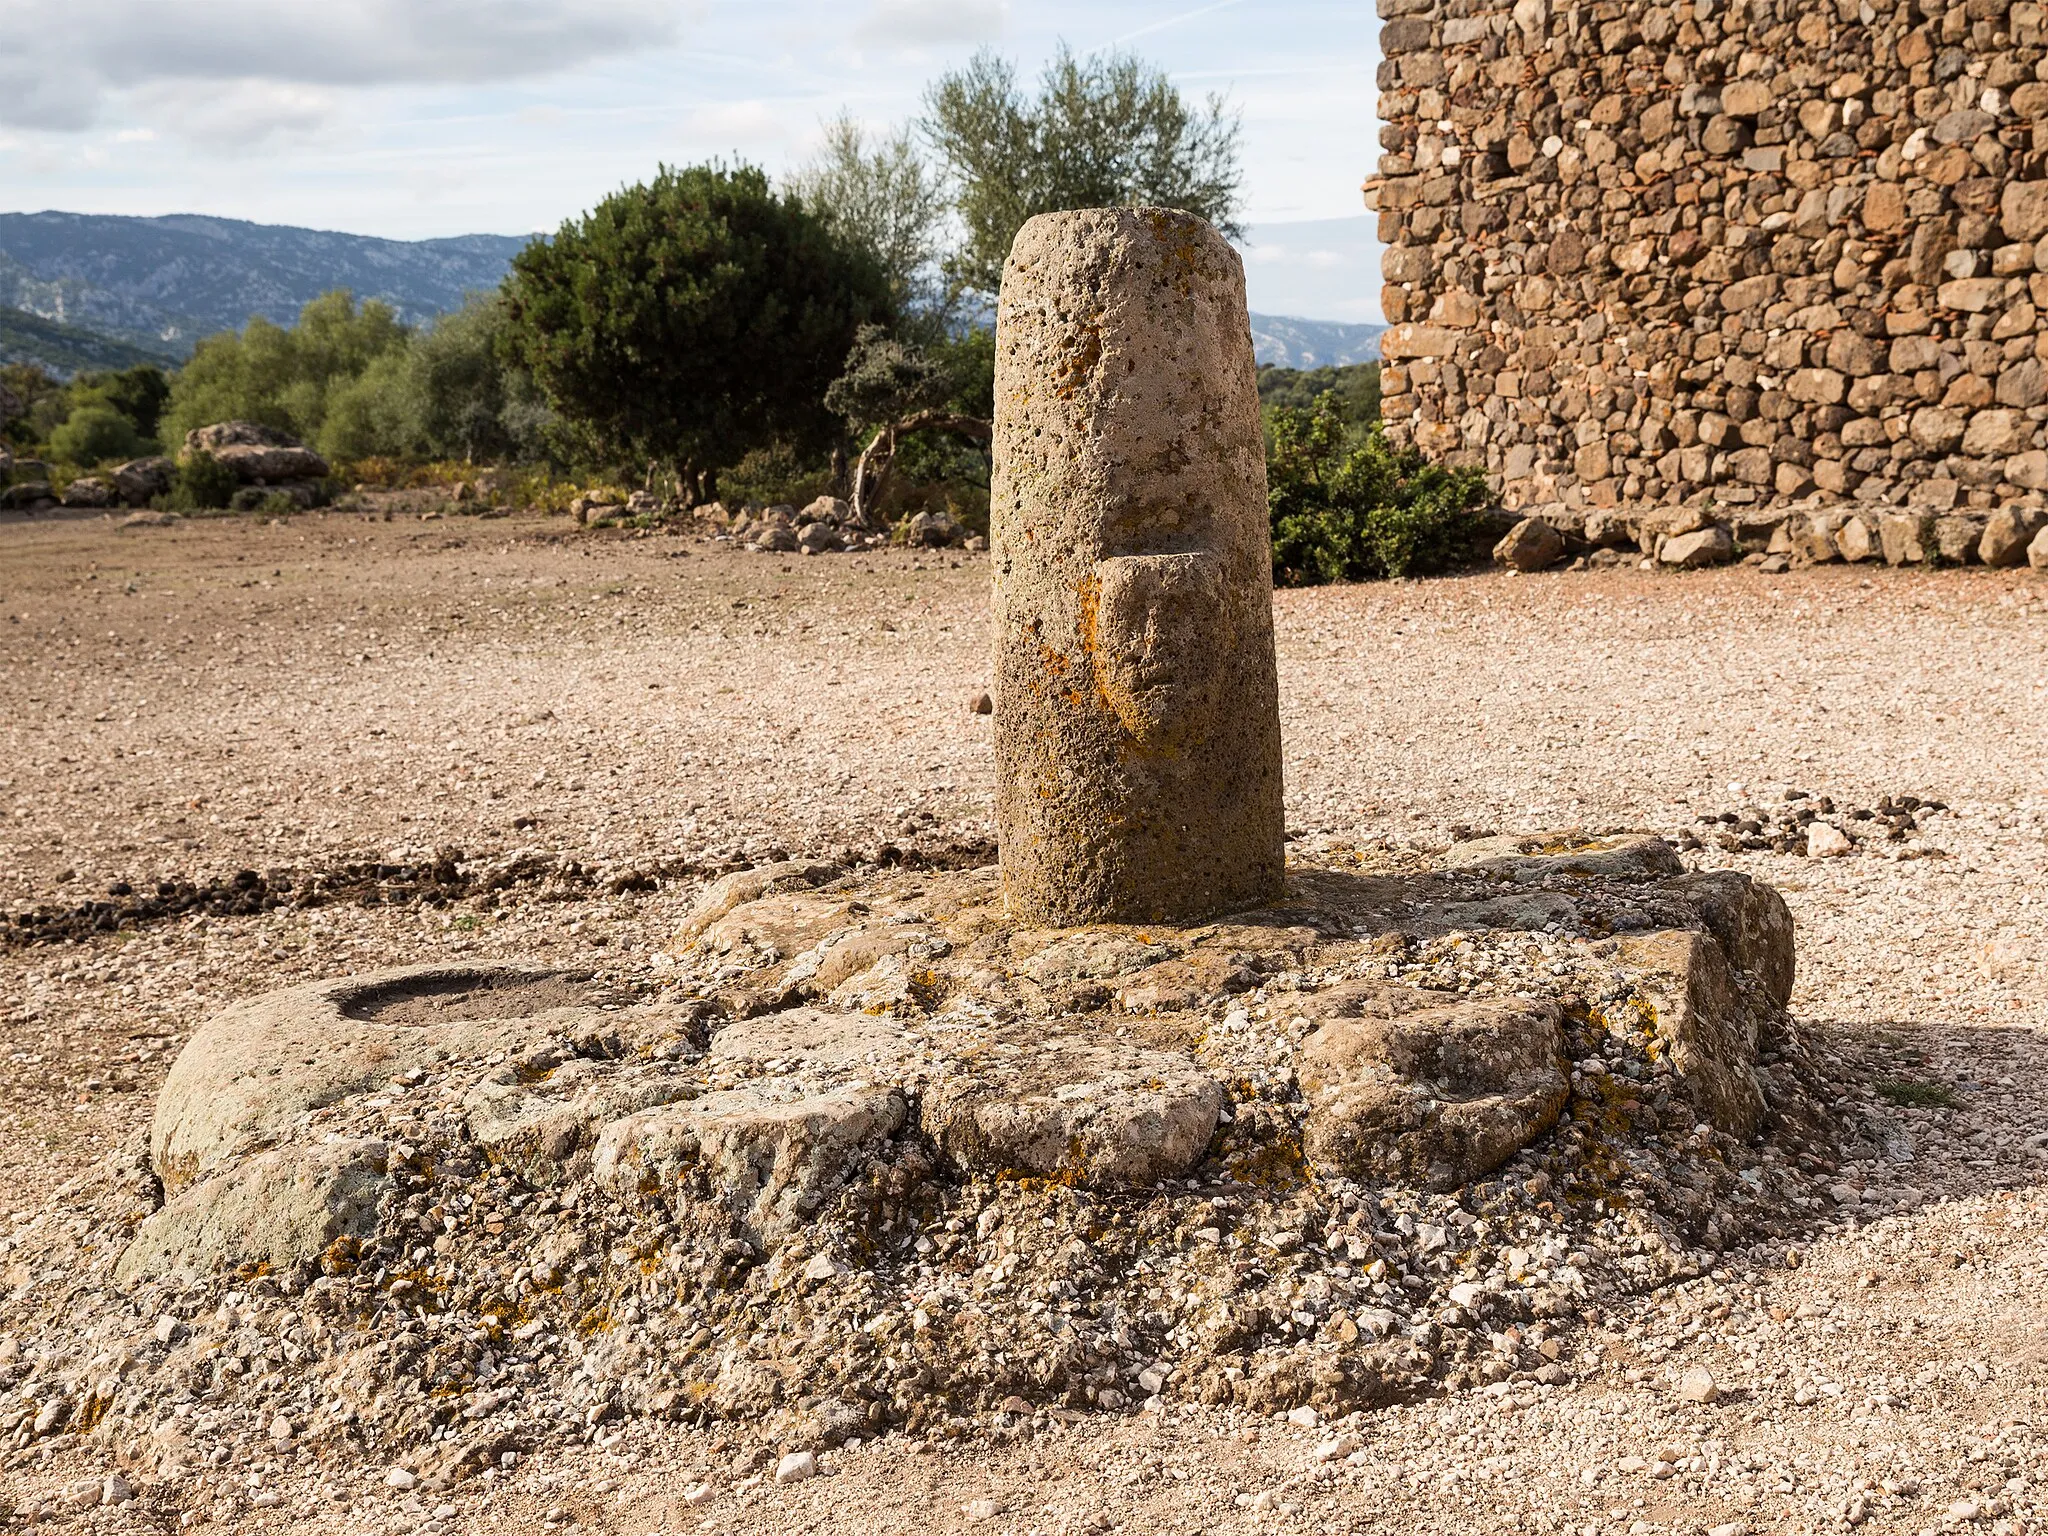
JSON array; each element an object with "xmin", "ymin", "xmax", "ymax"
[{"xmin": 0, "ymin": 0, "xmax": 1385, "ymax": 323}]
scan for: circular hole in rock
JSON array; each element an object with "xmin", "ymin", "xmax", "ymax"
[{"xmin": 338, "ymin": 970, "xmax": 604, "ymax": 1024}]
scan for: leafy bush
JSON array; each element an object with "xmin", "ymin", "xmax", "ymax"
[
  {"xmin": 1257, "ymin": 362, "xmax": 1378, "ymax": 427},
  {"xmin": 1267, "ymin": 395, "xmax": 1491, "ymax": 585},
  {"xmin": 719, "ymin": 443, "xmax": 834, "ymax": 508},
  {"xmin": 163, "ymin": 450, "xmax": 240, "ymax": 512},
  {"xmin": 160, "ymin": 291, "xmax": 412, "ymax": 456},
  {"xmin": 46, "ymin": 403, "xmax": 141, "ymax": 466}
]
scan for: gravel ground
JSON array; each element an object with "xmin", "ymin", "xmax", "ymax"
[{"xmin": 0, "ymin": 507, "xmax": 2044, "ymax": 1533}]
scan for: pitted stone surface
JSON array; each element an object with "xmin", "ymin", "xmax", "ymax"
[
  {"xmin": 591, "ymin": 1082, "xmax": 909, "ymax": 1243},
  {"xmin": 921, "ymin": 1036, "xmax": 1227, "ymax": 1189},
  {"xmin": 1295, "ymin": 985, "xmax": 1569, "ymax": 1192},
  {"xmin": 991, "ymin": 206, "xmax": 1283, "ymax": 926}
]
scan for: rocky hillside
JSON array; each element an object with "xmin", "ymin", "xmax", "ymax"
[{"xmin": 0, "ymin": 212, "xmax": 528, "ymax": 358}]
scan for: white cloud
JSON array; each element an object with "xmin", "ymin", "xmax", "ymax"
[
  {"xmin": 852, "ymin": 0, "xmax": 1005, "ymax": 47},
  {"xmin": 129, "ymin": 81, "xmax": 342, "ymax": 151},
  {"xmin": 0, "ymin": 0, "xmax": 694, "ymax": 133}
]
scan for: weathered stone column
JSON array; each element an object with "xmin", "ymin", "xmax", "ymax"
[{"xmin": 992, "ymin": 207, "xmax": 1284, "ymax": 926}]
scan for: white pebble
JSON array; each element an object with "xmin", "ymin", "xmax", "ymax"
[{"xmin": 775, "ymin": 1451, "xmax": 816, "ymax": 1484}]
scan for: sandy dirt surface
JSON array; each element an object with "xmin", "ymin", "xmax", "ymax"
[{"xmin": 0, "ymin": 508, "xmax": 2044, "ymax": 1534}]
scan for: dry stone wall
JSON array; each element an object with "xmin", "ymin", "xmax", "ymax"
[{"xmin": 1365, "ymin": 0, "xmax": 2048, "ymax": 559}]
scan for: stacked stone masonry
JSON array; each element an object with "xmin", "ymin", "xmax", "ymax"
[{"xmin": 1365, "ymin": 0, "xmax": 2048, "ymax": 554}]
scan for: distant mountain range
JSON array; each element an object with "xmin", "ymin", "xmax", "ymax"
[
  {"xmin": 0, "ymin": 209, "xmax": 1380, "ymax": 378},
  {"xmin": 1247, "ymin": 314, "xmax": 1383, "ymax": 369},
  {"xmin": 0, "ymin": 212, "xmax": 527, "ymax": 365}
]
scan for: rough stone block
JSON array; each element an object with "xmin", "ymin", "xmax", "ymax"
[{"xmin": 990, "ymin": 208, "xmax": 1283, "ymax": 926}]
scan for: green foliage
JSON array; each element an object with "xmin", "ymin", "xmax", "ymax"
[
  {"xmin": 933, "ymin": 327, "xmax": 995, "ymax": 420},
  {"xmin": 401, "ymin": 293, "xmax": 548, "ymax": 462},
  {"xmin": 164, "ymin": 450, "xmax": 239, "ymax": 512},
  {"xmin": 923, "ymin": 46, "xmax": 1244, "ymax": 294},
  {"xmin": 160, "ymin": 291, "xmax": 412, "ymax": 457},
  {"xmin": 501, "ymin": 162, "xmax": 893, "ymax": 488},
  {"xmin": 46, "ymin": 403, "xmax": 142, "ymax": 466},
  {"xmin": 786, "ymin": 116, "xmax": 951, "ymax": 317},
  {"xmin": 1876, "ymin": 1079, "xmax": 1961, "ymax": 1109},
  {"xmin": 76, "ymin": 365, "xmax": 172, "ymax": 440},
  {"xmin": 1267, "ymin": 395, "xmax": 1491, "ymax": 585},
  {"xmin": 825, "ymin": 324, "xmax": 950, "ymax": 430},
  {"xmin": 1258, "ymin": 362, "xmax": 1379, "ymax": 427},
  {"xmin": 719, "ymin": 443, "xmax": 835, "ymax": 508}
]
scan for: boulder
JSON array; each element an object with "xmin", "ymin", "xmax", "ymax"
[
  {"xmin": 1878, "ymin": 511, "xmax": 1934, "ymax": 565},
  {"xmin": 800, "ymin": 495, "xmax": 854, "ymax": 526},
  {"xmin": 183, "ymin": 422, "xmax": 329, "ymax": 484},
  {"xmin": 0, "ymin": 482, "xmax": 55, "ymax": 511},
  {"xmin": 1934, "ymin": 514, "xmax": 1986, "ymax": 564},
  {"xmin": 1659, "ymin": 525, "xmax": 1733, "ymax": 568},
  {"xmin": 116, "ymin": 1138, "xmax": 390, "ymax": 1282},
  {"xmin": 1980, "ymin": 506, "xmax": 2048, "ymax": 566},
  {"xmin": 1297, "ymin": 984, "xmax": 1568, "ymax": 1191},
  {"xmin": 2033, "ymin": 524, "xmax": 2048, "ymax": 569},
  {"xmin": 1493, "ymin": 515, "xmax": 1568, "ymax": 571},
  {"xmin": 1606, "ymin": 930, "xmax": 1767, "ymax": 1137},
  {"xmin": 147, "ymin": 963, "xmax": 615, "ymax": 1191},
  {"xmin": 1662, "ymin": 870, "xmax": 1796, "ymax": 1010},
  {"xmin": 1833, "ymin": 515, "xmax": 1879, "ymax": 563},
  {"xmin": 111, "ymin": 456, "xmax": 174, "ymax": 507},
  {"xmin": 60, "ymin": 477, "xmax": 115, "ymax": 509},
  {"xmin": 796, "ymin": 520, "xmax": 843, "ymax": 554},
  {"xmin": 1785, "ymin": 511, "xmax": 1845, "ymax": 563},
  {"xmin": 905, "ymin": 507, "xmax": 964, "ymax": 547}
]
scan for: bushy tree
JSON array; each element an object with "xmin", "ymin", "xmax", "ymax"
[
  {"xmin": 1257, "ymin": 362, "xmax": 1379, "ymax": 427},
  {"xmin": 786, "ymin": 116, "xmax": 951, "ymax": 319},
  {"xmin": 1267, "ymin": 395, "xmax": 1490, "ymax": 584},
  {"xmin": 923, "ymin": 46, "xmax": 1244, "ymax": 294},
  {"xmin": 159, "ymin": 291, "xmax": 411, "ymax": 456},
  {"xmin": 46, "ymin": 404, "xmax": 142, "ymax": 466},
  {"xmin": 501, "ymin": 162, "xmax": 893, "ymax": 497}
]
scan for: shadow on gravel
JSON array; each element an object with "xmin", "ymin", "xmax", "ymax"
[{"xmin": 0, "ymin": 836, "xmax": 1002, "ymax": 948}]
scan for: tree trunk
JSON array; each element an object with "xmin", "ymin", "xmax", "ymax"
[{"xmin": 851, "ymin": 412, "xmax": 992, "ymax": 530}]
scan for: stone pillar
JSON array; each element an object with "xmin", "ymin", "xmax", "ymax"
[{"xmin": 991, "ymin": 207, "xmax": 1284, "ymax": 926}]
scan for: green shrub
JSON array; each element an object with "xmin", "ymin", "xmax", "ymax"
[
  {"xmin": 163, "ymin": 451, "xmax": 240, "ymax": 512},
  {"xmin": 46, "ymin": 403, "xmax": 142, "ymax": 467},
  {"xmin": 1267, "ymin": 396, "xmax": 1490, "ymax": 585},
  {"xmin": 1258, "ymin": 362, "xmax": 1378, "ymax": 427}
]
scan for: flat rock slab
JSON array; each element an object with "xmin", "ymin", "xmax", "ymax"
[
  {"xmin": 1295, "ymin": 984, "xmax": 1568, "ymax": 1191},
  {"xmin": 149, "ymin": 963, "xmax": 642, "ymax": 1191},
  {"xmin": 124, "ymin": 830, "xmax": 1805, "ymax": 1285},
  {"xmin": 922, "ymin": 1037, "xmax": 1227, "ymax": 1188},
  {"xmin": 593, "ymin": 1082, "xmax": 909, "ymax": 1242}
]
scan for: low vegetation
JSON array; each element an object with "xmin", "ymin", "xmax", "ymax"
[
  {"xmin": 1, "ymin": 46, "xmax": 1488, "ymax": 579},
  {"xmin": 1266, "ymin": 391, "xmax": 1492, "ymax": 585}
]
